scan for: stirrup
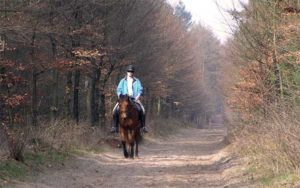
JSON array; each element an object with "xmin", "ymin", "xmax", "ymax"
[
  {"xmin": 141, "ymin": 127, "xmax": 148, "ymax": 133},
  {"xmin": 110, "ymin": 127, "xmax": 118, "ymax": 133}
]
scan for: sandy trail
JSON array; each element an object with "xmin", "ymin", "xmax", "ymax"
[{"xmin": 11, "ymin": 126, "xmax": 244, "ymax": 188}]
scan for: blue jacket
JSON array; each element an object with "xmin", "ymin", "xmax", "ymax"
[{"xmin": 117, "ymin": 77, "xmax": 143, "ymax": 98}]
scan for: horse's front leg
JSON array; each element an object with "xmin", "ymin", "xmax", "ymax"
[{"xmin": 122, "ymin": 141, "xmax": 129, "ymax": 158}]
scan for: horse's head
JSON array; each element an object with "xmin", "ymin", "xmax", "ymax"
[{"xmin": 118, "ymin": 94, "xmax": 130, "ymax": 119}]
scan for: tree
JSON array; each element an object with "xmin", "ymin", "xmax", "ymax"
[
  {"xmin": 175, "ymin": 1, "xmax": 193, "ymax": 29},
  {"xmin": 0, "ymin": 0, "xmax": 219, "ymax": 129}
]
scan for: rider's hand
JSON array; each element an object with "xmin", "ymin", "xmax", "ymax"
[{"xmin": 135, "ymin": 96, "xmax": 141, "ymax": 101}]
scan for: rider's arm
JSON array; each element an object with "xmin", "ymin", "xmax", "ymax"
[{"xmin": 136, "ymin": 79, "xmax": 143, "ymax": 99}]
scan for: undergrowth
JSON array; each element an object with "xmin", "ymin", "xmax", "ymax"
[
  {"xmin": 229, "ymin": 107, "xmax": 300, "ymax": 187},
  {"xmin": 0, "ymin": 148, "xmax": 68, "ymax": 186},
  {"xmin": 0, "ymin": 119, "xmax": 107, "ymax": 185},
  {"xmin": 147, "ymin": 116, "xmax": 193, "ymax": 137},
  {"xmin": 0, "ymin": 116, "xmax": 192, "ymax": 186}
]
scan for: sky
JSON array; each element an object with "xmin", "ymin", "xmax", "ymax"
[{"xmin": 167, "ymin": 0, "xmax": 248, "ymax": 43}]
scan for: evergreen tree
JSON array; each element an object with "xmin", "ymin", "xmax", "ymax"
[{"xmin": 175, "ymin": 1, "xmax": 193, "ymax": 28}]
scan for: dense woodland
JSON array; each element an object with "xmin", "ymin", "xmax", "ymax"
[
  {"xmin": 224, "ymin": 0, "xmax": 300, "ymax": 180},
  {"xmin": 0, "ymin": 0, "xmax": 221, "ymax": 128}
]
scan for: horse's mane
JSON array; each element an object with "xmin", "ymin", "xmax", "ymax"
[
  {"xmin": 118, "ymin": 94, "xmax": 139, "ymax": 118},
  {"xmin": 119, "ymin": 95, "xmax": 135, "ymax": 107}
]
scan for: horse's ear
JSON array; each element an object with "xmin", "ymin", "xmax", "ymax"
[{"xmin": 119, "ymin": 94, "xmax": 129, "ymax": 101}]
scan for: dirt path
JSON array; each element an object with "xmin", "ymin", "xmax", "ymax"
[{"xmin": 11, "ymin": 126, "xmax": 246, "ymax": 188}]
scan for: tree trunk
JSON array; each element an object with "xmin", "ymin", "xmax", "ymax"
[
  {"xmin": 51, "ymin": 70, "xmax": 59, "ymax": 121},
  {"xmin": 31, "ymin": 31, "xmax": 37, "ymax": 126},
  {"xmin": 99, "ymin": 93, "xmax": 106, "ymax": 127},
  {"xmin": 90, "ymin": 67, "xmax": 101, "ymax": 126},
  {"xmin": 157, "ymin": 97, "xmax": 161, "ymax": 116},
  {"xmin": 90, "ymin": 70, "xmax": 96, "ymax": 126},
  {"xmin": 31, "ymin": 69, "xmax": 37, "ymax": 126},
  {"xmin": 88, "ymin": 65, "xmax": 101, "ymax": 126},
  {"xmin": 50, "ymin": 35, "xmax": 58, "ymax": 121},
  {"xmin": 6, "ymin": 87, "xmax": 13, "ymax": 127},
  {"xmin": 148, "ymin": 96, "xmax": 155, "ymax": 118},
  {"xmin": 64, "ymin": 72, "xmax": 72, "ymax": 118},
  {"xmin": 85, "ymin": 77, "xmax": 91, "ymax": 121},
  {"xmin": 95, "ymin": 68, "xmax": 101, "ymax": 125},
  {"xmin": 272, "ymin": 2, "xmax": 283, "ymax": 99},
  {"xmin": 73, "ymin": 69, "xmax": 80, "ymax": 124}
]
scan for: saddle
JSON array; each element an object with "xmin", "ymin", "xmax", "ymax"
[{"xmin": 129, "ymin": 98, "xmax": 142, "ymax": 113}]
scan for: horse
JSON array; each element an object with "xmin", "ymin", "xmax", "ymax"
[{"xmin": 118, "ymin": 94, "xmax": 141, "ymax": 159}]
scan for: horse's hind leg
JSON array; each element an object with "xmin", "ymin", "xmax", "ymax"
[
  {"xmin": 135, "ymin": 143, "xmax": 139, "ymax": 158},
  {"xmin": 135, "ymin": 140, "xmax": 139, "ymax": 158},
  {"xmin": 129, "ymin": 143, "xmax": 134, "ymax": 158},
  {"xmin": 122, "ymin": 141, "xmax": 129, "ymax": 158}
]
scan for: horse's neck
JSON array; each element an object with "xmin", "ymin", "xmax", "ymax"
[
  {"xmin": 127, "ymin": 102, "xmax": 138, "ymax": 114},
  {"xmin": 119, "ymin": 101, "xmax": 134, "ymax": 111},
  {"xmin": 127, "ymin": 103, "xmax": 134, "ymax": 111}
]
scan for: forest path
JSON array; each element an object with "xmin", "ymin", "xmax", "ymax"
[{"xmin": 12, "ymin": 126, "xmax": 246, "ymax": 188}]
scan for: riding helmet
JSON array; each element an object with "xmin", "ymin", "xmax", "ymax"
[{"xmin": 127, "ymin": 65, "xmax": 135, "ymax": 72}]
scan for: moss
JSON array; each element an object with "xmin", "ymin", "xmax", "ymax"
[
  {"xmin": 259, "ymin": 172, "xmax": 300, "ymax": 187},
  {"xmin": 0, "ymin": 149, "xmax": 69, "ymax": 182},
  {"xmin": 0, "ymin": 160, "xmax": 27, "ymax": 180},
  {"xmin": 25, "ymin": 149, "xmax": 68, "ymax": 166}
]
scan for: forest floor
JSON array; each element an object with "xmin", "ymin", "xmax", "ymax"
[{"xmin": 7, "ymin": 125, "xmax": 254, "ymax": 188}]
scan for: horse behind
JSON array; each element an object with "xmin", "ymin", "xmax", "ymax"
[{"xmin": 118, "ymin": 94, "xmax": 141, "ymax": 159}]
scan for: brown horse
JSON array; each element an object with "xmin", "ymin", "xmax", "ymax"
[{"xmin": 118, "ymin": 94, "xmax": 141, "ymax": 158}]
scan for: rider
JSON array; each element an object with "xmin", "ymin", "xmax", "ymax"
[{"xmin": 110, "ymin": 65, "xmax": 148, "ymax": 133}]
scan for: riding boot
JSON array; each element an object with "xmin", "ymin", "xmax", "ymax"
[
  {"xmin": 110, "ymin": 108, "xmax": 119, "ymax": 133},
  {"xmin": 139, "ymin": 111, "xmax": 148, "ymax": 133}
]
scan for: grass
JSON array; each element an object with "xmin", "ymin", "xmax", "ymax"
[
  {"xmin": 259, "ymin": 171, "xmax": 300, "ymax": 187},
  {"xmin": 0, "ymin": 160, "xmax": 27, "ymax": 180},
  {"xmin": 25, "ymin": 149, "xmax": 68, "ymax": 166},
  {"xmin": 230, "ymin": 107, "xmax": 300, "ymax": 187},
  {"xmin": 0, "ymin": 149, "xmax": 69, "ymax": 183},
  {"xmin": 148, "ymin": 117, "xmax": 193, "ymax": 137},
  {"xmin": 260, "ymin": 176, "xmax": 273, "ymax": 186},
  {"xmin": 0, "ymin": 121, "xmax": 108, "ymax": 183},
  {"xmin": 0, "ymin": 120, "xmax": 114, "ymax": 188}
]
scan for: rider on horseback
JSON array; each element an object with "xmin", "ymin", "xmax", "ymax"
[{"xmin": 110, "ymin": 65, "xmax": 148, "ymax": 133}]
